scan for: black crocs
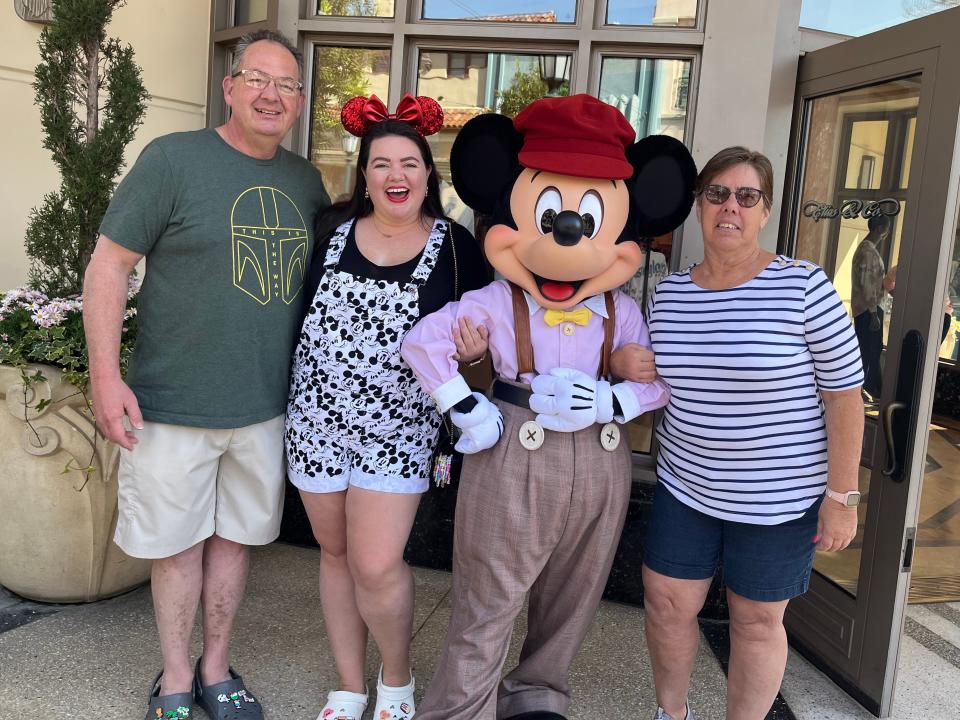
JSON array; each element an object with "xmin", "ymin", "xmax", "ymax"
[
  {"xmin": 193, "ymin": 660, "xmax": 263, "ymax": 720},
  {"xmin": 144, "ymin": 672, "xmax": 193, "ymax": 720}
]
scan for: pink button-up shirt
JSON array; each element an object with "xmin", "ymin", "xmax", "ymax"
[{"xmin": 401, "ymin": 279, "xmax": 670, "ymax": 421}]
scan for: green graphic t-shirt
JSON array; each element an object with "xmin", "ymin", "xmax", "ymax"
[{"xmin": 100, "ymin": 129, "xmax": 330, "ymax": 428}]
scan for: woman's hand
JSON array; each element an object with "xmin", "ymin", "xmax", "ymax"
[
  {"xmin": 609, "ymin": 343, "xmax": 658, "ymax": 383},
  {"xmin": 815, "ymin": 499, "xmax": 858, "ymax": 552},
  {"xmin": 453, "ymin": 316, "xmax": 489, "ymax": 363}
]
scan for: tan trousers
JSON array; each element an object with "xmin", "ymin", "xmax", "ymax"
[{"xmin": 416, "ymin": 399, "xmax": 632, "ymax": 720}]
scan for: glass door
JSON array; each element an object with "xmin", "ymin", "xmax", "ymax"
[{"xmin": 781, "ymin": 8, "xmax": 960, "ymax": 717}]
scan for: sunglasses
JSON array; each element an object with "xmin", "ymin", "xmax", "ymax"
[{"xmin": 700, "ymin": 184, "xmax": 766, "ymax": 208}]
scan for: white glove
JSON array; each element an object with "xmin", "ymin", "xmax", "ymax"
[
  {"xmin": 529, "ymin": 368, "xmax": 614, "ymax": 432},
  {"xmin": 449, "ymin": 392, "xmax": 504, "ymax": 454}
]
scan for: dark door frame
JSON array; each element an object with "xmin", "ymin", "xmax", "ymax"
[{"xmin": 779, "ymin": 8, "xmax": 960, "ymax": 716}]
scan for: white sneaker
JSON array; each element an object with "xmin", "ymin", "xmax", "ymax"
[
  {"xmin": 654, "ymin": 704, "xmax": 696, "ymax": 720},
  {"xmin": 318, "ymin": 688, "xmax": 367, "ymax": 720},
  {"xmin": 372, "ymin": 665, "xmax": 415, "ymax": 720}
]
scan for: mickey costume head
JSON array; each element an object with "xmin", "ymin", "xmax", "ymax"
[{"xmin": 450, "ymin": 93, "xmax": 696, "ymax": 310}]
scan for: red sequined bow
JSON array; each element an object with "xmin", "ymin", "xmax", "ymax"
[{"xmin": 341, "ymin": 93, "xmax": 444, "ymax": 137}]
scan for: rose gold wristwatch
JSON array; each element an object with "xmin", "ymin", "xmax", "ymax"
[{"xmin": 825, "ymin": 488, "xmax": 862, "ymax": 507}]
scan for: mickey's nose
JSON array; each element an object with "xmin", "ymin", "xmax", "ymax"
[{"xmin": 552, "ymin": 211, "xmax": 584, "ymax": 246}]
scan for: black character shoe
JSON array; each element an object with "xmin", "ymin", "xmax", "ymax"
[
  {"xmin": 193, "ymin": 659, "xmax": 263, "ymax": 720},
  {"xmin": 144, "ymin": 672, "xmax": 194, "ymax": 720}
]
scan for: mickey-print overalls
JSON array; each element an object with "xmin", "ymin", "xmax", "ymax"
[{"xmin": 285, "ymin": 217, "xmax": 447, "ymax": 494}]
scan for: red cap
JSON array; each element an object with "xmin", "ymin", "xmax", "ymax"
[{"xmin": 513, "ymin": 94, "xmax": 636, "ymax": 180}]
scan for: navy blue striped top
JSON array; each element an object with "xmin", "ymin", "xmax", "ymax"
[{"xmin": 647, "ymin": 256, "xmax": 864, "ymax": 524}]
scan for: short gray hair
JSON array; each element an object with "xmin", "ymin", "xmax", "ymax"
[{"xmin": 231, "ymin": 30, "xmax": 303, "ymax": 78}]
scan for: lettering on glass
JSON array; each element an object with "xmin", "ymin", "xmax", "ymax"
[
  {"xmin": 14, "ymin": 0, "xmax": 53, "ymax": 23},
  {"xmin": 802, "ymin": 198, "xmax": 901, "ymax": 223}
]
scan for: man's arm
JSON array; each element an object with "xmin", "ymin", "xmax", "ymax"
[{"xmin": 83, "ymin": 235, "xmax": 144, "ymax": 450}]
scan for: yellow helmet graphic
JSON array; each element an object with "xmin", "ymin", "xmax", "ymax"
[{"xmin": 231, "ymin": 187, "xmax": 308, "ymax": 305}]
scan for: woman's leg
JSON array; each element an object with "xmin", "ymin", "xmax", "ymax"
[
  {"xmin": 725, "ymin": 589, "xmax": 790, "ymax": 720},
  {"xmin": 642, "ymin": 566, "xmax": 712, "ymax": 719},
  {"xmin": 300, "ymin": 489, "xmax": 368, "ymax": 693},
  {"xmin": 345, "ymin": 487, "xmax": 422, "ymax": 687}
]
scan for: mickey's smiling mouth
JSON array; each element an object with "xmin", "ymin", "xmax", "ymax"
[{"xmin": 531, "ymin": 273, "xmax": 586, "ymax": 302}]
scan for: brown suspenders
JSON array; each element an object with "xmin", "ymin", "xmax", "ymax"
[{"xmin": 509, "ymin": 282, "xmax": 615, "ymax": 381}]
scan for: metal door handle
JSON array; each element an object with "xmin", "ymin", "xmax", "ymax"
[
  {"xmin": 882, "ymin": 401, "xmax": 907, "ymax": 477},
  {"xmin": 880, "ymin": 330, "xmax": 923, "ymax": 483}
]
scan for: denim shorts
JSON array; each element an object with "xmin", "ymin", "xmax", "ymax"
[{"xmin": 643, "ymin": 482, "xmax": 822, "ymax": 602}]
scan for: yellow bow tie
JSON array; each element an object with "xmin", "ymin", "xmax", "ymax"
[{"xmin": 543, "ymin": 307, "xmax": 593, "ymax": 327}]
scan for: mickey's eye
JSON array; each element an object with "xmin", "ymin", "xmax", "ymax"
[
  {"xmin": 579, "ymin": 191, "xmax": 603, "ymax": 239},
  {"xmin": 535, "ymin": 187, "xmax": 562, "ymax": 234}
]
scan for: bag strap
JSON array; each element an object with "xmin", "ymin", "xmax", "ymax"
[
  {"xmin": 449, "ymin": 223, "xmax": 458, "ymax": 299},
  {"xmin": 510, "ymin": 283, "xmax": 535, "ymax": 379}
]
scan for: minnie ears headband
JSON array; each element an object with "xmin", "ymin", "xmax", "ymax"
[{"xmin": 341, "ymin": 93, "xmax": 444, "ymax": 137}]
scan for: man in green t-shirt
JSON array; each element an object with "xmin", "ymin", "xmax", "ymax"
[{"xmin": 83, "ymin": 30, "xmax": 329, "ymax": 720}]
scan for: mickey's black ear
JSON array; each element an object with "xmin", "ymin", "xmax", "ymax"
[
  {"xmin": 626, "ymin": 135, "xmax": 697, "ymax": 238},
  {"xmin": 451, "ymin": 113, "xmax": 523, "ymax": 216}
]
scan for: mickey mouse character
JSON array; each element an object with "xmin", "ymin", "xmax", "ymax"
[{"xmin": 401, "ymin": 94, "xmax": 696, "ymax": 720}]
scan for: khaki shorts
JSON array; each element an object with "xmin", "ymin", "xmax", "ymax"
[{"xmin": 115, "ymin": 415, "xmax": 285, "ymax": 559}]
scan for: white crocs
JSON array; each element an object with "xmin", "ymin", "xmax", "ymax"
[
  {"xmin": 318, "ymin": 688, "xmax": 367, "ymax": 720},
  {"xmin": 372, "ymin": 665, "xmax": 416, "ymax": 720},
  {"xmin": 654, "ymin": 704, "xmax": 696, "ymax": 720}
]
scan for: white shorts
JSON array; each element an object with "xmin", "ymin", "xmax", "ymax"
[{"xmin": 115, "ymin": 415, "xmax": 285, "ymax": 559}]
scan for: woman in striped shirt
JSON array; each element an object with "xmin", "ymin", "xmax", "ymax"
[{"xmin": 642, "ymin": 147, "xmax": 864, "ymax": 720}]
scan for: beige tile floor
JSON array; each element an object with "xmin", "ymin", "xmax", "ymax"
[
  {"xmin": 1, "ymin": 543, "xmax": 957, "ymax": 719},
  {"xmin": 813, "ymin": 419, "xmax": 960, "ymax": 604}
]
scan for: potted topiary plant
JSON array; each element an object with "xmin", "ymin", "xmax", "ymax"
[{"xmin": 0, "ymin": 0, "xmax": 151, "ymax": 603}]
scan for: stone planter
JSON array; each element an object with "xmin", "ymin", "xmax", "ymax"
[{"xmin": 0, "ymin": 363, "xmax": 151, "ymax": 602}]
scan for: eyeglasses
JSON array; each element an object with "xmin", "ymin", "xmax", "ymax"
[
  {"xmin": 700, "ymin": 184, "xmax": 766, "ymax": 209},
  {"xmin": 231, "ymin": 69, "xmax": 303, "ymax": 96}
]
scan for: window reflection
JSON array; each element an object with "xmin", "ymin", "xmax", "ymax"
[
  {"xmin": 598, "ymin": 56, "xmax": 690, "ymax": 140},
  {"xmin": 421, "ymin": 0, "xmax": 576, "ymax": 23},
  {"xmin": 606, "ymin": 0, "xmax": 697, "ymax": 27},
  {"xmin": 416, "ymin": 50, "xmax": 570, "ymax": 234},
  {"xmin": 844, "ymin": 120, "xmax": 887, "ymax": 190},
  {"xmin": 309, "ymin": 45, "xmax": 391, "ymax": 201},
  {"xmin": 318, "ymin": 0, "xmax": 395, "ymax": 17},
  {"xmin": 234, "ymin": 0, "xmax": 268, "ymax": 25}
]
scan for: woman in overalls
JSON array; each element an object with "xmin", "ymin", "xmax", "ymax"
[{"xmin": 285, "ymin": 95, "xmax": 489, "ymax": 720}]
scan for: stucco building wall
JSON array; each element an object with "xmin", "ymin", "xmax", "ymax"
[{"xmin": 0, "ymin": 1, "xmax": 211, "ymax": 291}]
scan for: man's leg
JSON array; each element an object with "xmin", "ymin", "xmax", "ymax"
[
  {"xmin": 114, "ymin": 421, "xmax": 224, "ymax": 698},
  {"xmin": 205, "ymin": 415, "xmax": 286, "ymax": 683},
  {"xmin": 725, "ymin": 591, "xmax": 789, "ymax": 720},
  {"xmin": 154, "ymin": 540, "xmax": 206, "ymax": 695},
  {"xmin": 198, "ymin": 534, "xmax": 250, "ymax": 686}
]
